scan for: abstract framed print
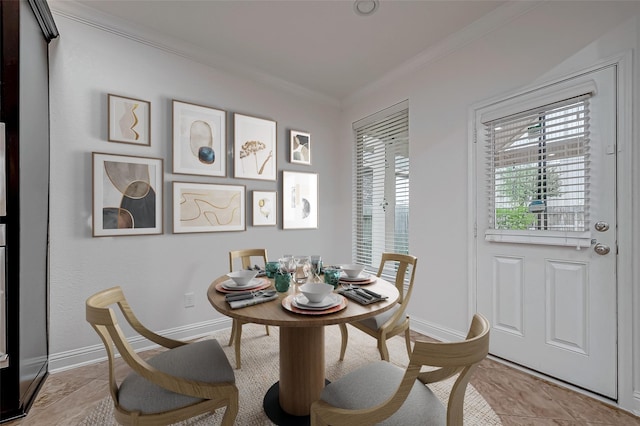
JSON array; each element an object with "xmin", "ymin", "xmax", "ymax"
[
  {"xmin": 290, "ymin": 130, "xmax": 311, "ymax": 165},
  {"xmin": 282, "ymin": 171, "xmax": 318, "ymax": 229},
  {"xmin": 173, "ymin": 182, "xmax": 246, "ymax": 233},
  {"xmin": 108, "ymin": 94, "xmax": 151, "ymax": 146},
  {"xmin": 253, "ymin": 190, "xmax": 277, "ymax": 226},
  {"xmin": 173, "ymin": 100, "xmax": 226, "ymax": 177},
  {"xmin": 92, "ymin": 153, "xmax": 163, "ymax": 236},
  {"xmin": 233, "ymin": 113, "xmax": 277, "ymax": 181}
]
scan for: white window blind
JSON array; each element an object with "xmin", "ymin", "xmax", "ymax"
[
  {"xmin": 353, "ymin": 103, "xmax": 409, "ymax": 275},
  {"xmin": 484, "ymin": 94, "xmax": 591, "ymax": 235}
]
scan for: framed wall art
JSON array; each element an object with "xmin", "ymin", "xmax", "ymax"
[
  {"xmin": 173, "ymin": 182, "xmax": 246, "ymax": 233},
  {"xmin": 290, "ymin": 130, "xmax": 311, "ymax": 165},
  {"xmin": 173, "ymin": 100, "xmax": 226, "ymax": 177},
  {"xmin": 92, "ymin": 152, "xmax": 163, "ymax": 237},
  {"xmin": 252, "ymin": 190, "xmax": 277, "ymax": 226},
  {"xmin": 233, "ymin": 113, "xmax": 277, "ymax": 181},
  {"xmin": 108, "ymin": 94, "xmax": 151, "ymax": 146},
  {"xmin": 282, "ymin": 171, "xmax": 318, "ymax": 229}
]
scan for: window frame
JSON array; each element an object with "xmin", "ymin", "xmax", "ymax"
[
  {"xmin": 478, "ymin": 81, "xmax": 597, "ymax": 248},
  {"xmin": 352, "ymin": 101, "xmax": 410, "ymax": 276}
]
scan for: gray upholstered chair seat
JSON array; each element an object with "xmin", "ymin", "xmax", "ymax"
[
  {"xmin": 119, "ymin": 339, "xmax": 235, "ymax": 414},
  {"xmin": 320, "ymin": 360, "xmax": 446, "ymax": 425},
  {"xmin": 357, "ymin": 303, "xmax": 403, "ymax": 331}
]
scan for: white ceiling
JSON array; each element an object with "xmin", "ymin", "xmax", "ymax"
[{"xmin": 61, "ymin": 0, "xmax": 508, "ymax": 102}]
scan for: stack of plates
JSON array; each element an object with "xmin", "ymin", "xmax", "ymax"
[
  {"xmin": 339, "ymin": 272, "xmax": 375, "ymax": 284},
  {"xmin": 221, "ymin": 278, "xmax": 265, "ymax": 291},
  {"xmin": 292, "ymin": 293, "xmax": 341, "ymax": 310}
]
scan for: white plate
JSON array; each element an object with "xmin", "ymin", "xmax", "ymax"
[
  {"xmin": 221, "ymin": 278, "xmax": 264, "ymax": 290},
  {"xmin": 293, "ymin": 293, "xmax": 340, "ymax": 310},
  {"xmin": 339, "ymin": 272, "xmax": 371, "ymax": 282}
]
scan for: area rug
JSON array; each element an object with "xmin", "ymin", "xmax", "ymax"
[{"xmin": 81, "ymin": 325, "xmax": 501, "ymax": 425}]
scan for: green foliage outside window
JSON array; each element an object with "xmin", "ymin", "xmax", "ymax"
[
  {"xmin": 495, "ymin": 207, "xmax": 536, "ymax": 230},
  {"xmin": 498, "ymin": 166, "xmax": 560, "ymax": 206},
  {"xmin": 495, "ymin": 165, "xmax": 561, "ymax": 230}
]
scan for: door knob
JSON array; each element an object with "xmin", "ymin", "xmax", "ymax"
[
  {"xmin": 594, "ymin": 221, "xmax": 609, "ymax": 232},
  {"xmin": 594, "ymin": 243, "xmax": 610, "ymax": 255}
]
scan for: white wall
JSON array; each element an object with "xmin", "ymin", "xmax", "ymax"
[
  {"xmin": 48, "ymin": 0, "xmax": 640, "ymax": 414},
  {"xmin": 341, "ymin": 1, "xmax": 640, "ymax": 413},
  {"xmin": 48, "ymin": 13, "xmax": 351, "ymax": 369}
]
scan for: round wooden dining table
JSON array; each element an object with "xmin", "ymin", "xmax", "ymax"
[{"xmin": 207, "ymin": 274, "xmax": 400, "ymax": 425}]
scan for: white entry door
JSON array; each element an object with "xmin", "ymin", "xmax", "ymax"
[{"xmin": 474, "ymin": 66, "xmax": 617, "ymax": 399}]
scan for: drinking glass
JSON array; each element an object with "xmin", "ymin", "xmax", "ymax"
[
  {"xmin": 279, "ymin": 256, "xmax": 296, "ymax": 274},
  {"xmin": 311, "ymin": 255, "xmax": 323, "ymax": 276},
  {"xmin": 265, "ymin": 261, "xmax": 280, "ymax": 278},
  {"xmin": 293, "ymin": 256, "xmax": 311, "ymax": 287},
  {"xmin": 323, "ymin": 267, "xmax": 341, "ymax": 288},
  {"xmin": 275, "ymin": 272, "xmax": 291, "ymax": 292}
]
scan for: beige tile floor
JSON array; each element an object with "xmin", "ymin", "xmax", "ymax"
[{"xmin": 3, "ymin": 331, "xmax": 640, "ymax": 426}]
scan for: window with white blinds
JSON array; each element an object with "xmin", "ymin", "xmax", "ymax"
[
  {"xmin": 353, "ymin": 102, "xmax": 409, "ymax": 275},
  {"xmin": 484, "ymin": 94, "xmax": 591, "ymax": 234}
]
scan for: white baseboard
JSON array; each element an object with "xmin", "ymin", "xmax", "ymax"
[
  {"xmin": 409, "ymin": 316, "xmax": 466, "ymax": 343},
  {"xmin": 633, "ymin": 391, "xmax": 640, "ymax": 416},
  {"xmin": 49, "ymin": 318, "xmax": 232, "ymax": 373}
]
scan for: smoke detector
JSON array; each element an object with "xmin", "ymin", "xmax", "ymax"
[{"xmin": 354, "ymin": 0, "xmax": 379, "ymax": 16}]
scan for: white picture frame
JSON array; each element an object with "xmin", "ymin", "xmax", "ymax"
[
  {"xmin": 252, "ymin": 190, "xmax": 277, "ymax": 226},
  {"xmin": 172, "ymin": 100, "xmax": 226, "ymax": 177},
  {"xmin": 282, "ymin": 171, "xmax": 318, "ymax": 229},
  {"xmin": 233, "ymin": 113, "xmax": 277, "ymax": 181},
  {"xmin": 290, "ymin": 130, "xmax": 311, "ymax": 165},
  {"xmin": 173, "ymin": 181, "xmax": 246, "ymax": 233}
]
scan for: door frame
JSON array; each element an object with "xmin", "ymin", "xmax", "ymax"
[{"xmin": 467, "ymin": 51, "xmax": 636, "ymax": 411}]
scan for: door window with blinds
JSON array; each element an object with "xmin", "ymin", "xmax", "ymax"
[
  {"xmin": 482, "ymin": 91, "xmax": 593, "ymax": 246},
  {"xmin": 352, "ymin": 102, "xmax": 409, "ymax": 274}
]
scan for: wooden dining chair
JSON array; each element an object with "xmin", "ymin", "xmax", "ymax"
[
  {"xmin": 339, "ymin": 252, "xmax": 417, "ymax": 362},
  {"xmin": 228, "ymin": 248, "xmax": 270, "ymax": 369},
  {"xmin": 311, "ymin": 313, "xmax": 490, "ymax": 426},
  {"xmin": 86, "ymin": 286, "xmax": 238, "ymax": 425}
]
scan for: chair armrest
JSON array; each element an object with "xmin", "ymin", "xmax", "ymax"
[
  {"xmin": 133, "ymin": 327, "xmax": 186, "ymax": 349},
  {"xmin": 416, "ymin": 366, "xmax": 462, "ymax": 385},
  {"xmin": 118, "ymin": 300, "xmax": 186, "ymax": 349}
]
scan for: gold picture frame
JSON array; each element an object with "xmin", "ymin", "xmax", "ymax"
[
  {"xmin": 92, "ymin": 152, "xmax": 163, "ymax": 236},
  {"xmin": 173, "ymin": 181, "xmax": 246, "ymax": 233},
  {"xmin": 107, "ymin": 94, "xmax": 151, "ymax": 146}
]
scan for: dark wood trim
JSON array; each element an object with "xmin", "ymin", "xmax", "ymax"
[{"xmin": 0, "ymin": 0, "xmax": 21, "ymax": 419}]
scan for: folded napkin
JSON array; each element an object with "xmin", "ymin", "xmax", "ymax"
[
  {"xmin": 338, "ymin": 287, "xmax": 387, "ymax": 305},
  {"xmin": 225, "ymin": 291, "xmax": 255, "ymax": 302},
  {"xmin": 227, "ymin": 292, "xmax": 278, "ymax": 309}
]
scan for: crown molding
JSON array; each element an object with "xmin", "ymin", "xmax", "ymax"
[
  {"xmin": 49, "ymin": 1, "xmax": 341, "ymax": 108},
  {"xmin": 343, "ymin": 1, "xmax": 544, "ymax": 107}
]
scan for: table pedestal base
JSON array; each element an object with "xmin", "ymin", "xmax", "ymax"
[
  {"xmin": 263, "ymin": 380, "xmax": 330, "ymax": 426},
  {"xmin": 279, "ymin": 326, "xmax": 325, "ymax": 414}
]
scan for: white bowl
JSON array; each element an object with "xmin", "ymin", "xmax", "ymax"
[
  {"xmin": 227, "ymin": 270, "xmax": 258, "ymax": 286},
  {"xmin": 340, "ymin": 264, "xmax": 365, "ymax": 279},
  {"xmin": 299, "ymin": 282, "xmax": 334, "ymax": 303}
]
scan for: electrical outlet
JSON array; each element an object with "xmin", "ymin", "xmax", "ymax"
[{"xmin": 184, "ymin": 292, "xmax": 195, "ymax": 308}]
